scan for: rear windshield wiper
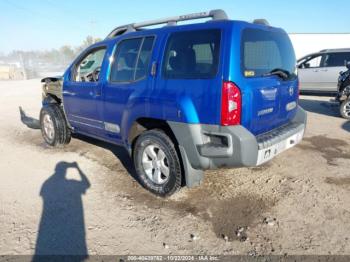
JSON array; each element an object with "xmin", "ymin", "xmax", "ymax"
[{"xmin": 263, "ymin": 68, "xmax": 290, "ymax": 80}]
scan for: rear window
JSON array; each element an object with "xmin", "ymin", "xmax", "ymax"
[
  {"xmin": 162, "ymin": 29, "xmax": 221, "ymax": 79},
  {"xmin": 241, "ymin": 28, "xmax": 296, "ymax": 79}
]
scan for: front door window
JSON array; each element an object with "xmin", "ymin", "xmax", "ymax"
[
  {"xmin": 73, "ymin": 48, "xmax": 106, "ymax": 82},
  {"xmin": 300, "ymin": 55, "xmax": 323, "ymax": 69}
]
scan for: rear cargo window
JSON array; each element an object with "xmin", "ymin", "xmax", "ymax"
[
  {"xmin": 162, "ymin": 29, "xmax": 221, "ymax": 79},
  {"xmin": 241, "ymin": 28, "xmax": 296, "ymax": 80}
]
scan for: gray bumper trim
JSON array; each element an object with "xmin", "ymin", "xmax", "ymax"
[
  {"xmin": 168, "ymin": 106, "xmax": 307, "ymax": 186},
  {"xmin": 256, "ymin": 122, "xmax": 305, "ymax": 150}
]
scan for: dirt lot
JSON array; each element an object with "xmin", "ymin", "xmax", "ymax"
[{"xmin": 0, "ymin": 79, "xmax": 350, "ymax": 256}]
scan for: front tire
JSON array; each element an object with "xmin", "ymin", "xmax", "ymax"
[
  {"xmin": 340, "ymin": 99, "xmax": 350, "ymax": 119},
  {"xmin": 133, "ymin": 129, "xmax": 182, "ymax": 197},
  {"xmin": 40, "ymin": 104, "xmax": 71, "ymax": 146}
]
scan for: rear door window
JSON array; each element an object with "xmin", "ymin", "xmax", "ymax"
[
  {"xmin": 110, "ymin": 36, "xmax": 155, "ymax": 82},
  {"xmin": 162, "ymin": 29, "xmax": 221, "ymax": 79},
  {"xmin": 323, "ymin": 52, "xmax": 350, "ymax": 67},
  {"xmin": 135, "ymin": 37, "xmax": 155, "ymax": 79}
]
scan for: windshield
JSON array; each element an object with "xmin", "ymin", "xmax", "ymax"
[{"xmin": 241, "ymin": 28, "xmax": 296, "ymax": 80}]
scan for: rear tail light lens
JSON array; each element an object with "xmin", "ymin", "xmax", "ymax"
[{"xmin": 221, "ymin": 81, "xmax": 241, "ymax": 126}]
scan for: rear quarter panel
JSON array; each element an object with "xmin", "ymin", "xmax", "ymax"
[{"xmin": 149, "ymin": 22, "xmax": 230, "ymax": 125}]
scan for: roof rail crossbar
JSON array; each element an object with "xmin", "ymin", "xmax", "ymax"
[{"xmin": 106, "ymin": 9, "xmax": 228, "ymax": 39}]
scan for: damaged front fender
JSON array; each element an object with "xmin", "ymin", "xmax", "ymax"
[{"xmin": 41, "ymin": 76, "xmax": 63, "ymax": 103}]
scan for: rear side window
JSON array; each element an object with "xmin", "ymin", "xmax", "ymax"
[
  {"xmin": 323, "ymin": 52, "xmax": 350, "ymax": 67},
  {"xmin": 110, "ymin": 36, "xmax": 154, "ymax": 82},
  {"xmin": 241, "ymin": 28, "xmax": 296, "ymax": 79},
  {"xmin": 162, "ymin": 29, "xmax": 221, "ymax": 79}
]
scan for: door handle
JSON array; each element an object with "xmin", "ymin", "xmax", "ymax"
[
  {"xmin": 313, "ymin": 69, "xmax": 319, "ymax": 72},
  {"xmin": 151, "ymin": 62, "xmax": 157, "ymax": 77}
]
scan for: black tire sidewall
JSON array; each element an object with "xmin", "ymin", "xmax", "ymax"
[
  {"xmin": 40, "ymin": 104, "xmax": 70, "ymax": 146},
  {"xmin": 133, "ymin": 130, "xmax": 181, "ymax": 197}
]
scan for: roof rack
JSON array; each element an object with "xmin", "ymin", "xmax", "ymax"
[
  {"xmin": 106, "ymin": 9, "xmax": 228, "ymax": 39},
  {"xmin": 320, "ymin": 48, "xmax": 350, "ymax": 53},
  {"xmin": 253, "ymin": 19, "xmax": 270, "ymax": 26}
]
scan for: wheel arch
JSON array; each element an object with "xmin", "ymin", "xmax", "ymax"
[
  {"xmin": 42, "ymin": 94, "xmax": 71, "ymax": 129},
  {"xmin": 128, "ymin": 117, "xmax": 179, "ymax": 149},
  {"xmin": 127, "ymin": 117, "xmax": 204, "ymax": 188},
  {"xmin": 127, "ymin": 117, "xmax": 188, "ymax": 185},
  {"xmin": 42, "ymin": 93, "xmax": 61, "ymax": 106}
]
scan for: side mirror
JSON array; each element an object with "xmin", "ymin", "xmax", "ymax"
[
  {"xmin": 304, "ymin": 63, "xmax": 310, "ymax": 69},
  {"xmin": 346, "ymin": 61, "xmax": 350, "ymax": 70}
]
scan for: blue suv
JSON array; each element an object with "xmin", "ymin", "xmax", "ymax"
[{"xmin": 40, "ymin": 10, "xmax": 307, "ymax": 196}]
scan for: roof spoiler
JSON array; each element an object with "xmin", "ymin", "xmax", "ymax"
[{"xmin": 106, "ymin": 9, "xmax": 228, "ymax": 39}]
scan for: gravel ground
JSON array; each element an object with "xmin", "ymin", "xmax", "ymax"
[{"xmin": 0, "ymin": 79, "xmax": 350, "ymax": 256}]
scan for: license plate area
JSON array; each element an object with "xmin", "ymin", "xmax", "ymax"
[{"xmin": 256, "ymin": 129, "xmax": 304, "ymax": 165}]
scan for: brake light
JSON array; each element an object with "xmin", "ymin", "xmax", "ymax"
[{"xmin": 221, "ymin": 81, "xmax": 241, "ymax": 126}]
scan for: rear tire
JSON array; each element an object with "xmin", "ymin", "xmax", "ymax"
[
  {"xmin": 40, "ymin": 104, "xmax": 71, "ymax": 146},
  {"xmin": 133, "ymin": 129, "xmax": 182, "ymax": 197},
  {"xmin": 340, "ymin": 99, "xmax": 350, "ymax": 119}
]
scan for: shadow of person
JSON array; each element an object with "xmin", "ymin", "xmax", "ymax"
[{"xmin": 34, "ymin": 161, "xmax": 90, "ymax": 260}]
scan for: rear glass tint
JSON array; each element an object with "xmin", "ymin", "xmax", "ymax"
[
  {"xmin": 162, "ymin": 29, "xmax": 221, "ymax": 79},
  {"xmin": 241, "ymin": 28, "xmax": 296, "ymax": 79}
]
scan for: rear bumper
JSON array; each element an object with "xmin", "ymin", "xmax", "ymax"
[{"xmin": 168, "ymin": 106, "xmax": 307, "ymax": 171}]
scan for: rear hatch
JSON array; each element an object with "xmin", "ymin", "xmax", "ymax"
[{"xmin": 232, "ymin": 25, "xmax": 298, "ymax": 135}]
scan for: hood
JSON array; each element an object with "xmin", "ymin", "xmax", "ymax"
[{"xmin": 41, "ymin": 76, "xmax": 63, "ymax": 83}]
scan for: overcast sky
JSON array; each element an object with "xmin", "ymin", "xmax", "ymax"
[{"xmin": 1, "ymin": 0, "xmax": 348, "ymax": 53}]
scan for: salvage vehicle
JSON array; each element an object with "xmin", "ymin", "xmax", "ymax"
[
  {"xmin": 335, "ymin": 61, "xmax": 350, "ymax": 119},
  {"xmin": 39, "ymin": 10, "xmax": 307, "ymax": 196}
]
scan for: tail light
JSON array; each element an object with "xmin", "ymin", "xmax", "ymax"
[{"xmin": 221, "ymin": 81, "xmax": 241, "ymax": 126}]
